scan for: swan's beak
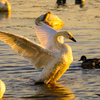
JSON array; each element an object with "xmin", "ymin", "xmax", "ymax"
[{"xmin": 70, "ymin": 37, "xmax": 77, "ymax": 42}]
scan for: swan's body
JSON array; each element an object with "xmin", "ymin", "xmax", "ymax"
[
  {"xmin": 0, "ymin": 23, "xmax": 76, "ymax": 84},
  {"xmin": 0, "ymin": 80, "xmax": 6, "ymax": 99},
  {"xmin": 0, "ymin": 0, "xmax": 11, "ymax": 12},
  {"xmin": 35, "ymin": 12, "xmax": 64, "ymax": 30}
]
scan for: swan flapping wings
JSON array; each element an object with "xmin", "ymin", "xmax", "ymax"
[
  {"xmin": 0, "ymin": 29, "xmax": 55, "ymax": 69},
  {"xmin": 0, "ymin": 23, "xmax": 76, "ymax": 84}
]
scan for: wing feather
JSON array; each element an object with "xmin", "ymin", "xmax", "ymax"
[
  {"xmin": 34, "ymin": 23, "xmax": 64, "ymax": 52},
  {"xmin": 0, "ymin": 31, "xmax": 55, "ymax": 69}
]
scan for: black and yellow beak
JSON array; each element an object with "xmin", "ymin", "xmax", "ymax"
[{"xmin": 70, "ymin": 37, "xmax": 77, "ymax": 42}]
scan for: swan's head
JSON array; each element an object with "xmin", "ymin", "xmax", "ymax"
[
  {"xmin": 0, "ymin": 80, "xmax": 6, "ymax": 99},
  {"xmin": 62, "ymin": 31, "xmax": 76, "ymax": 42}
]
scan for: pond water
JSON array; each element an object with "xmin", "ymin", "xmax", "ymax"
[{"xmin": 0, "ymin": 0, "xmax": 100, "ymax": 100}]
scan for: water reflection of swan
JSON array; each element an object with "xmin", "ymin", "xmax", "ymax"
[
  {"xmin": 0, "ymin": 80, "xmax": 6, "ymax": 99},
  {"xmin": 0, "ymin": 23, "xmax": 76, "ymax": 84},
  {"xmin": 21, "ymin": 83, "xmax": 75, "ymax": 100},
  {"xmin": 0, "ymin": 11, "xmax": 11, "ymax": 19},
  {"xmin": 0, "ymin": 0, "xmax": 11, "ymax": 12}
]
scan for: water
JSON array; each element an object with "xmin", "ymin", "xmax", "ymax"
[{"xmin": 0, "ymin": 0, "xmax": 100, "ymax": 100}]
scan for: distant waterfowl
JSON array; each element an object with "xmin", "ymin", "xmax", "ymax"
[
  {"xmin": 0, "ymin": 0, "xmax": 11, "ymax": 12},
  {"xmin": 79, "ymin": 55, "xmax": 100, "ymax": 69},
  {"xmin": 35, "ymin": 12, "xmax": 64, "ymax": 30},
  {"xmin": 0, "ymin": 23, "xmax": 76, "ymax": 84},
  {"xmin": 0, "ymin": 80, "xmax": 6, "ymax": 99},
  {"xmin": 56, "ymin": 0, "xmax": 66, "ymax": 7},
  {"xmin": 75, "ymin": 0, "xmax": 85, "ymax": 8}
]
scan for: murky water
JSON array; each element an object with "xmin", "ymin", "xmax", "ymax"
[{"xmin": 0, "ymin": 0, "xmax": 100, "ymax": 100}]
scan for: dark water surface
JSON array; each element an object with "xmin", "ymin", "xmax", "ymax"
[{"xmin": 0, "ymin": 0, "xmax": 100, "ymax": 100}]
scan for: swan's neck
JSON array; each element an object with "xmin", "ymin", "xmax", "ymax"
[
  {"xmin": 53, "ymin": 32, "xmax": 62, "ymax": 51},
  {"xmin": 53, "ymin": 32, "xmax": 70, "ymax": 53},
  {"xmin": 53, "ymin": 32, "xmax": 73, "ymax": 63}
]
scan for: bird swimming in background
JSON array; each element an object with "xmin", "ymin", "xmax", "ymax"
[
  {"xmin": 35, "ymin": 12, "xmax": 64, "ymax": 30},
  {"xmin": 0, "ymin": 0, "xmax": 11, "ymax": 12},
  {"xmin": 79, "ymin": 55, "xmax": 100, "ymax": 69},
  {"xmin": 0, "ymin": 80, "xmax": 6, "ymax": 99},
  {"xmin": 0, "ymin": 23, "xmax": 76, "ymax": 84}
]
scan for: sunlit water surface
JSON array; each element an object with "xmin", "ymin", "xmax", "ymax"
[{"xmin": 0, "ymin": 0, "xmax": 100, "ymax": 100}]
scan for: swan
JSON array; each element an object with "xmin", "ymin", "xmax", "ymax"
[
  {"xmin": 0, "ymin": 80, "xmax": 6, "ymax": 99},
  {"xmin": 0, "ymin": 0, "xmax": 11, "ymax": 12},
  {"xmin": 0, "ymin": 23, "xmax": 76, "ymax": 84},
  {"xmin": 35, "ymin": 12, "xmax": 64, "ymax": 30}
]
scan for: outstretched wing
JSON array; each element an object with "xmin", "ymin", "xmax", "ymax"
[
  {"xmin": 0, "ymin": 31, "xmax": 55, "ymax": 69},
  {"xmin": 34, "ymin": 23, "xmax": 64, "ymax": 52}
]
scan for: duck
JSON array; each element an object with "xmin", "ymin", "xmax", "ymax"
[
  {"xmin": 0, "ymin": 80, "xmax": 6, "ymax": 99},
  {"xmin": 0, "ymin": 23, "xmax": 76, "ymax": 84},
  {"xmin": 35, "ymin": 12, "xmax": 64, "ymax": 30},
  {"xmin": 0, "ymin": 0, "xmax": 11, "ymax": 12},
  {"xmin": 79, "ymin": 55, "xmax": 100, "ymax": 69}
]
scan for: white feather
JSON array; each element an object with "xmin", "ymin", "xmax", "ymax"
[{"xmin": 35, "ymin": 23, "xmax": 64, "ymax": 52}]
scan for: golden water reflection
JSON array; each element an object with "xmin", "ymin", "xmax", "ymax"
[
  {"xmin": 22, "ymin": 83, "xmax": 75, "ymax": 100},
  {"xmin": 0, "ymin": 12, "xmax": 11, "ymax": 19}
]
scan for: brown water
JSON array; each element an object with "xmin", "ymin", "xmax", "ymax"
[{"xmin": 0, "ymin": 0, "xmax": 100, "ymax": 100}]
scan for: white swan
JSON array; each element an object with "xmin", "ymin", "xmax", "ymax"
[
  {"xmin": 0, "ymin": 23, "xmax": 76, "ymax": 84},
  {"xmin": 35, "ymin": 12, "xmax": 64, "ymax": 30},
  {"xmin": 0, "ymin": 0, "xmax": 11, "ymax": 12},
  {"xmin": 0, "ymin": 80, "xmax": 6, "ymax": 99}
]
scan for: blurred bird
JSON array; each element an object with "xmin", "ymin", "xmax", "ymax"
[
  {"xmin": 0, "ymin": 0, "xmax": 11, "ymax": 12},
  {"xmin": 75, "ymin": 0, "xmax": 85, "ymax": 8},
  {"xmin": 56, "ymin": 0, "xmax": 66, "ymax": 7},
  {"xmin": 35, "ymin": 12, "xmax": 64, "ymax": 30},
  {"xmin": 0, "ymin": 80, "xmax": 6, "ymax": 99},
  {"xmin": 0, "ymin": 23, "xmax": 76, "ymax": 84},
  {"xmin": 79, "ymin": 55, "xmax": 100, "ymax": 69}
]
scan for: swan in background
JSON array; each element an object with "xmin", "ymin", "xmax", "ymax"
[
  {"xmin": 0, "ymin": 0, "xmax": 11, "ymax": 12},
  {"xmin": 0, "ymin": 23, "xmax": 76, "ymax": 84},
  {"xmin": 0, "ymin": 80, "xmax": 6, "ymax": 99},
  {"xmin": 35, "ymin": 12, "xmax": 64, "ymax": 30}
]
